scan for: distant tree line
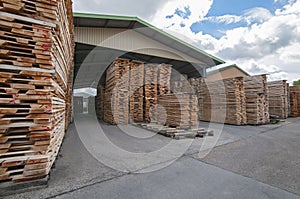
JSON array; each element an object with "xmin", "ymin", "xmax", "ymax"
[{"xmin": 294, "ymin": 79, "xmax": 300, "ymax": 86}]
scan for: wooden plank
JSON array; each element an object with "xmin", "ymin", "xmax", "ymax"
[
  {"xmin": 0, "ymin": 11, "xmax": 56, "ymax": 28},
  {"xmin": 0, "ymin": 64, "xmax": 55, "ymax": 74}
]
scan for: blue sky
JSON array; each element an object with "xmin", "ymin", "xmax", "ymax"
[
  {"xmin": 191, "ymin": 0, "xmax": 287, "ymax": 38},
  {"xmin": 74, "ymin": 0, "xmax": 300, "ymax": 82}
]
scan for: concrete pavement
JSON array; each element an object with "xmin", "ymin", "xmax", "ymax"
[{"xmin": 1, "ymin": 115, "xmax": 300, "ymax": 199}]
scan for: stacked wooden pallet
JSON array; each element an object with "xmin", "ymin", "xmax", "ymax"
[
  {"xmin": 244, "ymin": 75, "xmax": 269, "ymax": 125},
  {"xmin": 290, "ymin": 86, "xmax": 300, "ymax": 117},
  {"xmin": 136, "ymin": 123, "xmax": 212, "ymax": 139},
  {"xmin": 129, "ymin": 61, "xmax": 144, "ymax": 123},
  {"xmin": 157, "ymin": 64, "xmax": 172, "ymax": 95},
  {"xmin": 95, "ymin": 84, "xmax": 105, "ymax": 121},
  {"xmin": 104, "ymin": 59, "xmax": 129, "ymax": 125},
  {"xmin": 198, "ymin": 77, "xmax": 247, "ymax": 125},
  {"xmin": 0, "ymin": 0, "xmax": 74, "ymax": 183},
  {"xmin": 268, "ymin": 80, "xmax": 288, "ymax": 119},
  {"xmin": 144, "ymin": 64, "xmax": 158, "ymax": 122},
  {"xmin": 157, "ymin": 93, "xmax": 198, "ymax": 129}
]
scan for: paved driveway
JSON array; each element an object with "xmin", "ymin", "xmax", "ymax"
[{"xmin": 2, "ymin": 115, "xmax": 300, "ymax": 199}]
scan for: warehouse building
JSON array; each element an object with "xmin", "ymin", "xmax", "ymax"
[
  {"xmin": 72, "ymin": 13, "xmax": 225, "ymax": 119},
  {"xmin": 206, "ymin": 64, "xmax": 250, "ymax": 82}
]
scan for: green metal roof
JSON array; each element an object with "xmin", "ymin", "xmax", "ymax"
[{"xmin": 73, "ymin": 12, "xmax": 225, "ymax": 65}]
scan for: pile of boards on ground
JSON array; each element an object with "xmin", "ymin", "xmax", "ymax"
[
  {"xmin": 290, "ymin": 86, "xmax": 300, "ymax": 117},
  {"xmin": 96, "ymin": 58, "xmax": 205, "ymax": 138},
  {"xmin": 268, "ymin": 80, "xmax": 289, "ymax": 119},
  {"xmin": 0, "ymin": 0, "xmax": 74, "ymax": 183}
]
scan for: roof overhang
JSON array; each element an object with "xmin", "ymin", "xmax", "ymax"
[
  {"xmin": 74, "ymin": 43, "xmax": 209, "ymax": 89},
  {"xmin": 73, "ymin": 12, "xmax": 225, "ymax": 68}
]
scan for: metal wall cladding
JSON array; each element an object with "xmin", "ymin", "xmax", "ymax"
[{"xmin": 74, "ymin": 27, "xmax": 201, "ymax": 64}]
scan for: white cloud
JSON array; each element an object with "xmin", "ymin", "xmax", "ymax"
[
  {"xmin": 190, "ymin": 1, "xmax": 300, "ymax": 83},
  {"xmin": 204, "ymin": 15, "xmax": 242, "ymax": 24},
  {"xmin": 73, "ymin": 0, "xmax": 167, "ymax": 19},
  {"xmin": 244, "ymin": 7, "xmax": 273, "ymax": 24},
  {"xmin": 203, "ymin": 7, "xmax": 272, "ymax": 25},
  {"xmin": 150, "ymin": 0, "xmax": 213, "ymax": 36}
]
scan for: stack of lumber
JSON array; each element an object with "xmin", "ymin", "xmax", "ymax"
[
  {"xmin": 104, "ymin": 59, "xmax": 129, "ymax": 125},
  {"xmin": 198, "ymin": 77, "xmax": 247, "ymax": 125},
  {"xmin": 157, "ymin": 93, "xmax": 198, "ymax": 129},
  {"xmin": 144, "ymin": 64, "xmax": 158, "ymax": 122},
  {"xmin": 188, "ymin": 77, "xmax": 201, "ymax": 93},
  {"xmin": 129, "ymin": 61, "xmax": 144, "ymax": 123},
  {"xmin": 244, "ymin": 75, "xmax": 270, "ymax": 125},
  {"xmin": 65, "ymin": 66, "xmax": 73, "ymax": 129},
  {"xmin": 95, "ymin": 84, "xmax": 105, "ymax": 121},
  {"xmin": 0, "ymin": 0, "xmax": 74, "ymax": 183},
  {"xmin": 268, "ymin": 80, "xmax": 288, "ymax": 119},
  {"xmin": 157, "ymin": 64, "xmax": 172, "ymax": 95},
  {"xmin": 170, "ymin": 73, "xmax": 192, "ymax": 93},
  {"xmin": 290, "ymin": 86, "xmax": 300, "ymax": 117},
  {"xmin": 287, "ymin": 84, "xmax": 291, "ymax": 116}
]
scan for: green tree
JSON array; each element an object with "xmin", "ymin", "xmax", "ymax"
[{"xmin": 293, "ymin": 79, "xmax": 300, "ymax": 86}]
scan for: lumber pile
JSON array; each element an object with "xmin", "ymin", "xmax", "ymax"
[
  {"xmin": 0, "ymin": 0, "xmax": 74, "ymax": 183},
  {"xmin": 157, "ymin": 64, "xmax": 171, "ymax": 95},
  {"xmin": 144, "ymin": 64, "xmax": 158, "ymax": 122},
  {"xmin": 129, "ymin": 61, "xmax": 144, "ymax": 123},
  {"xmin": 157, "ymin": 93, "xmax": 198, "ymax": 129},
  {"xmin": 287, "ymin": 85, "xmax": 291, "ymax": 116},
  {"xmin": 268, "ymin": 80, "xmax": 288, "ymax": 119},
  {"xmin": 170, "ymin": 73, "xmax": 192, "ymax": 93},
  {"xmin": 188, "ymin": 77, "xmax": 201, "ymax": 93},
  {"xmin": 96, "ymin": 84, "xmax": 105, "ymax": 121},
  {"xmin": 103, "ymin": 59, "xmax": 129, "ymax": 125},
  {"xmin": 198, "ymin": 77, "xmax": 247, "ymax": 125},
  {"xmin": 290, "ymin": 86, "xmax": 300, "ymax": 117},
  {"xmin": 244, "ymin": 75, "xmax": 269, "ymax": 125},
  {"xmin": 97, "ymin": 60, "xmax": 175, "ymax": 125}
]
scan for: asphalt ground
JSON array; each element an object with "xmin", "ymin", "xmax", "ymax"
[{"xmin": 1, "ymin": 115, "xmax": 299, "ymax": 199}]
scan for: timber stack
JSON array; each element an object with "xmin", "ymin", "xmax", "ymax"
[
  {"xmin": 95, "ymin": 84, "xmax": 105, "ymax": 121},
  {"xmin": 290, "ymin": 86, "xmax": 300, "ymax": 117},
  {"xmin": 170, "ymin": 73, "xmax": 192, "ymax": 93},
  {"xmin": 143, "ymin": 64, "xmax": 158, "ymax": 122},
  {"xmin": 287, "ymin": 85, "xmax": 291, "ymax": 116},
  {"xmin": 103, "ymin": 58, "xmax": 129, "ymax": 125},
  {"xmin": 268, "ymin": 80, "xmax": 288, "ymax": 119},
  {"xmin": 0, "ymin": 0, "xmax": 74, "ymax": 183},
  {"xmin": 244, "ymin": 75, "xmax": 270, "ymax": 125},
  {"xmin": 157, "ymin": 93, "xmax": 198, "ymax": 129},
  {"xmin": 129, "ymin": 60, "xmax": 144, "ymax": 123},
  {"xmin": 157, "ymin": 64, "xmax": 171, "ymax": 95},
  {"xmin": 198, "ymin": 77, "xmax": 247, "ymax": 125}
]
